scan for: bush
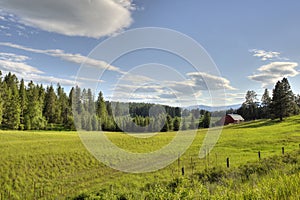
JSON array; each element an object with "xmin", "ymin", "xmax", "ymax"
[{"xmin": 196, "ymin": 167, "xmax": 228, "ymax": 184}]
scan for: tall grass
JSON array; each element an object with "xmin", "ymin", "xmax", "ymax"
[
  {"xmin": 0, "ymin": 115, "xmax": 300, "ymax": 199},
  {"xmin": 73, "ymin": 150, "xmax": 300, "ymax": 199}
]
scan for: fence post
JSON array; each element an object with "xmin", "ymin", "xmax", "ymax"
[
  {"xmin": 33, "ymin": 181, "xmax": 36, "ymax": 200},
  {"xmin": 191, "ymin": 163, "xmax": 194, "ymax": 176},
  {"xmin": 282, "ymin": 147, "xmax": 285, "ymax": 155},
  {"xmin": 190, "ymin": 156, "xmax": 193, "ymax": 175},
  {"xmin": 258, "ymin": 151, "xmax": 261, "ymax": 160},
  {"xmin": 226, "ymin": 157, "xmax": 230, "ymax": 168},
  {"xmin": 207, "ymin": 148, "xmax": 210, "ymax": 167},
  {"xmin": 204, "ymin": 148, "xmax": 208, "ymax": 169},
  {"xmin": 181, "ymin": 167, "xmax": 185, "ymax": 176},
  {"xmin": 178, "ymin": 153, "xmax": 180, "ymax": 176}
]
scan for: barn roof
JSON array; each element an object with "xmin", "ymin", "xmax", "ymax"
[{"xmin": 227, "ymin": 114, "xmax": 244, "ymax": 121}]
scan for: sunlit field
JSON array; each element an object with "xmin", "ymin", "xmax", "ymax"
[{"xmin": 1, "ymin": 115, "xmax": 300, "ymax": 199}]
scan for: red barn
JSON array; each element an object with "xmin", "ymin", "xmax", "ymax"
[{"xmin": 217, "ymin": 114, "xmax": 244, "ymax": 125}]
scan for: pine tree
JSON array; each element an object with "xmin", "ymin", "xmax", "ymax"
[
  {"xmin": 43, "ymin": 85, "xmax": 58, "ymax": 124},
  {"xmin": 25, "ymin": 81, "xmax": 46, "ymax": 130},
  {"xmin": 271, "ymin": 78, "xmax": 295, "ymax": 121},
  {"xmin": 181, "ymin": 118, "xmax": 187, "ymax": 130},
  {"xmin": 166, "ymin": 115, "xmax": 173, "ymax": 131},
  {"xmin": 238, "ymin": 90, "xmax": 258, "ymax": 120},
  {"xmin": 19, "ymin": 79, "xmax": 27, "ymax": 130},
  {"xmin": 189, "ymin": 116, "xmax": 196, "ymax": 129},
  {"xmin": 65, "ymin": 115, "xmax": 75, "ymax": 130},
  {"xmin": 173, "ymin": 117, "xmax": 180, "ymax": 131},
  {"xmin": 0, "ymin": 71, "xmax": 3, "ymax": 126},
  {"xmin": 96, "ymin": 91, "xmax": 108, "ymax": 130},
  {"xmin": 74, "ymin": 86, "xmax": 83, "ymax": 114},
  {"xmin": 161, "ymin": 116, "xmax": 169, "ymax": 132},
  {"xmin": 96, "ymin": 91, "xmax": 107, "ymax": 117},
  {"xmin": 57, "ymin": 84, "xmax": 70, "ymax": 125},
  {"xmin": 114, "ymin": 102, "xmax": 121, "ymax": 117},
  {"xmin": 202, "ymin": 111, "xmax": 211, "ymax": 128},
  {"xmin": 2, "ymin": 73, "xmax": 21, "ymax": 129},
  {"xmin": 69, "ymin": 87, "xmax": 75, "ymax": 110},
  {"xmin": 106, "ymin": 102, "xmax": 113, "ymax": 117},
  {"xmin": 81, "ymin": 88, "xmax": 89, "ymax": 113},
  {"xmin": 261, "ymin": 88, "xmax": 271, "ymax": 119},
  {"xmin": 296, "ymin": 95, "xmax": 300, "ymax": 107},
  {"xmin": 87, "ymin": 89, "xmax": 95, "ymax": 114},
  {"xmin": 282, "ymin": 78, "xmax": 298, "ymax": 115},
  {"xmin": 91, "ymin": 114, "xmax": 98, "ymax": 131},
  {"xmin": 67, "ymin": 87, "xmax": 77, "ymax": 130}
]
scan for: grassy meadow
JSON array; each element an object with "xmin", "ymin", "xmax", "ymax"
[{"xmin": 1, "ymin": 115, "xmax": 300, "ymax": 199}]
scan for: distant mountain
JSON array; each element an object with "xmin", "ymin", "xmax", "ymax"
[{"xmin": 186, "ymin": 104, "xmax": 241, "ymax": 112}]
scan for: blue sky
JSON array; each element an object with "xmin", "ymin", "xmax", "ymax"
[{"xmin": 0, "ymin": 0, "xmax": 299, "ymax": 106}]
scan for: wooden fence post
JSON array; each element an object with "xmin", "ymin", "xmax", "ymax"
[
  {"xmin": 258, "ymin": 151, "xmax": 261, "ymax": 160},
  {"xmin": 178, "ymin": 153, "xmax": 180, "ymax": 176},
  {"xmin": 190, "ymin": 156, "xmax": 193, "ymax": 175},
  {"xmin": 282, "ymin": 147, "xmax": 285, "ymax": 155},
  {"xmin": 33, "ymin": 181, "xmax": 36, "ymax": 200},
  {"xmin": 226, "ymin": 157, "xmax": 230, "ymax": 168},
  {"xmin": 207, "ymin": 148, "xmax": 210, "ymax": 167}
]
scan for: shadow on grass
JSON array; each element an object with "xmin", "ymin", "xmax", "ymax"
[
  {"xmin": 231, "ymin": 119, "xmax": 280, "ymax": 129},
  {"xmin": 281, "ymin": 117, "xmax": 300, "ymax": 127}
]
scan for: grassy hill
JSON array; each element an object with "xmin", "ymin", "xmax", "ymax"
[{"xmin": 1, "ymin": 115, "xmax": 300, "ymax": 199}]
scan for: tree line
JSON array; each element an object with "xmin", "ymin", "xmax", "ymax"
[
  {"xmin": 0, "ymin": 71, "xmax": 210, "ymax": 131},
  {"xmin": 235, "ymin": 77, "xmax": 300, "ymax": 121},
  {"xmin": 2, "ymin": 71, "xmax": 295, "ymax": 131}
]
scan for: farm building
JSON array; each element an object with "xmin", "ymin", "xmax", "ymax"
[{"xmin": 217, "ymin": 114, "xmax": 245, "ymax": 125}]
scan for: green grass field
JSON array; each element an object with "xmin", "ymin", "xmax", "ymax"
[{"xmin": 1, "ymin": 116, "xmax": 300, "ymax": 199}]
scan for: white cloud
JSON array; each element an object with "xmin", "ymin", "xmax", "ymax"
[
  {"xmin": 164, "ymin": 72, "xmax": 235, "ymax": 106},
  {"xmin": 249, "ymin": 49, "xmax": 289, "ymax": 61},
  {"xmin": 107, "ymin": 71, "xmax": 234, "ymax": 106},
  {"xmin": 20, "ymin": 72, "xmax": 76, "ymax": 86},
  {"xmin": 185, "ymin": 72, "xmax": 236, "ymax": 90},
  {"xmin": 0, "ymin": 42, "xmax": 122, "ymax": 73},
  {"xmin": 119, "ymin": 73, "xmax": 155, "ymax": 84},
  {"xmin": 0, "ymin": 52, "xmax": 77, "ymax": 85},
  {"xmin": 0, "ymin": 52, "xmax": 43, "ymax": 74},
  {"xmin": 0, "ymin": 0, "xmax": 134, "ymax": 38},
  {"xmin": 0, "ymin": 25, "xmax": 9, "ymax": 30},
  {"xmin": 0, "ymin": 60, "xmax": 44, "ymax": 75},
  {"xmin": 0, "ymin": 67, "xmax": 76, "ymax": 86},
  {"xmin": 71, "ymin": 76, "xmax": 104, "ymax": 84},
  {"xmin": 16, "ymin": 25, "xmax": 25, "ymax": 30},
  {"xmin": 224, "ymin": 92, "xmax": 245, "ymax": 103},
  {"xmin": 0, "ymin": 52, "xmax": 28, "ymax": 62},
  {"xmin": 249, "ymin": 62, "xmax": 299, "ymax": 87},
  {"xmin": 258, "ymin": 62, "xmax": 298, "ymax": 76}
]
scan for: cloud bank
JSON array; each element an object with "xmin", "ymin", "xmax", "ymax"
[
  {"xmin": 249, "ymin": 62, "xmax": 299, "ymax": 87},
  {"xmin": 0, "ymin": 0, "xmax": 134, "ymax": 38},
  {"xmin": 109, "ymin": 71, "xmax": 234, "ymax": 106}
]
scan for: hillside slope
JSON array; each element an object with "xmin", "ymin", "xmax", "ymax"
[{"xmin": 0, "ymin": 115, "xmax": 300, "ymax": 199}]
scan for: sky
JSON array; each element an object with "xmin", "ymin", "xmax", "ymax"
[{"xmin": 0, "ymin": 0, "xmax": 299, "ymax": 107}]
